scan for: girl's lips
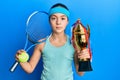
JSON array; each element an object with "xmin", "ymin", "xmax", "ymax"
[{"xmin": 56, "ymin": 27, "xmax": 62, "ymax": 29}]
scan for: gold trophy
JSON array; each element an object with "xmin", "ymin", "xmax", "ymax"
[{"xmin": 72, "ymin": 19, "xmax": 92, "ymax": 71}]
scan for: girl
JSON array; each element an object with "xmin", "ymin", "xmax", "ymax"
[{"xmin": 16, "ymin": 3, "xmax": 90, "ymax": 80}]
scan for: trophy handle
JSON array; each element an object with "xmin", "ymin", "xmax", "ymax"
[{"xmin": 87, "ymin": 24, "xmax": 90, "ymax": 38}]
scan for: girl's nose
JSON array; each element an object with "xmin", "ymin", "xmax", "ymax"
[{"xmin": 56, "ymin": 19, "xmax": 61, "ymax": 25}]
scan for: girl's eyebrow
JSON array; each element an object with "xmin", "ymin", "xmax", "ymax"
[
  {"xmin": 61, "ymin": 15, "xmax": 66, "ymax": 17},
  {"xmin": 51, "ymin": 14, "xmax": 66, "ymax": 17},
  {"xmin": 51, "ymin": 15, "xmax": 57, "ymax": 17}
]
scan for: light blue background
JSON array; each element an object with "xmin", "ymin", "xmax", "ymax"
[{"xmin": 0, "ymin": 0, "xmax": 120, "ymax": 80}]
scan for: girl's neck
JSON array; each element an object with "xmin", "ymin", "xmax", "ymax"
[
  {"xmin": 51, "ymin": 32, "xmax": 66, "ymax": 41},
  {"xmin": 50, "ymin": 32, "xmax": 67, "ymax": 47}
]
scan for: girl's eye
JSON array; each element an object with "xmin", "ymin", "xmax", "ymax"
[
  {"xmin": 61, "ymin": 17, "xmax": 66, "ymax": 20},
  {"xmin": 51, "ymin": 17, "xmax": 56, "ymax": 20}
]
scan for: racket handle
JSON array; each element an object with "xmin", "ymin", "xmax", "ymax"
[{"xmin": 10, "ymin": 61, "xmax": 19, "ymax": 72}]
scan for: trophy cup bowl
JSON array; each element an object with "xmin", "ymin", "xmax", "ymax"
[{"xmin": 72, "ymin": 19, "xmax": 93, "ymax": 72}]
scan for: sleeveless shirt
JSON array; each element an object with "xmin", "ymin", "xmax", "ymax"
[{"xmin": 41, "ymin": 35, "xmax": 75, "ymax": 80}]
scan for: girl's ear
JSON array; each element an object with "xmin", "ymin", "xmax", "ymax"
[{"xmin": 67, "ymin": 20, "xmax": 69, "ymax": 25}]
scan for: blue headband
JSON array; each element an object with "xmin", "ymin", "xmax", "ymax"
[{"xmin": 48, "ymin": 7, "xmax": 70, "ymax": 18}]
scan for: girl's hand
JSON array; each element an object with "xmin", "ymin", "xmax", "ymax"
[
  {"xmin": 15, "ymin": 50, "xmax": 26, "ymax": 61},
  {"xmin": 76, "ymin": 48, "xmax": 90, "ymax": 59}
]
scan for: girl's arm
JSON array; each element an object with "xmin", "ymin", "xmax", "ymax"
[
  {"xmin": 74, "ymin": 51, "xmax": 85, "ymax": 76},
  {"xmin": 16, "ymin": 43, "xmax": 44, "ymax": 73}
]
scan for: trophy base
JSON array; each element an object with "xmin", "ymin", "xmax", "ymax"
[{"xmin": 78, "ymin": 59, "xmax": 93, "ymax": 72}]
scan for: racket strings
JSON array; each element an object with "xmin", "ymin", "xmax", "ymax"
[
  {"xmin": 27, "ymin": 28, "xmax": 42, "ymax": 42},
  {"xmin": 26, "ymin": 11, "xmax": 51, "ymax": 43}
]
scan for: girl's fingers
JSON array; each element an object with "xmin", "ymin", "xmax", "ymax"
[
  {"xmin": 17, "ymin": 50, "xmax": 26, "ymax": 54},
  {"xmin": 78, "ymin": 48, "xmax": 90, "ymax": 59},
  {"xmin": 78, "ymin": 53, "xmax": 90, "ymax": 59},
  {"xmin": 15, "ymin": 53, "xmax": 19, "ymax": 61},
  {"xmin": 81, "ymin": 48, "xmax": 89, "ymax": 53},
  {"xmin": 15, "ymin": 49, "xmax": 26, "ymax": 61},
  {"xmin": 76, "ymin": 50, "xmax": 80, "ymax": 53}
]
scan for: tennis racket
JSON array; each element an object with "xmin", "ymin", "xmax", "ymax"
[{"xmin": 10, "ymin": 11, "xmax": 51, "ymax": 72}]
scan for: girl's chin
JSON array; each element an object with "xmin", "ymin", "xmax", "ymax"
[{"xmin": 55, "ymin": 30, "xmax": 64, "ymax": 33}]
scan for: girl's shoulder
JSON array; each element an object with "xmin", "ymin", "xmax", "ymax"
[{"xmin": 34, "ymin": 42, "xmax": 46, "ymax": 53}]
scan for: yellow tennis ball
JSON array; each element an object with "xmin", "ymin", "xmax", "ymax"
[{"xmin": 18, "ymin": 52, "xmax": 29, "ymax": 62}]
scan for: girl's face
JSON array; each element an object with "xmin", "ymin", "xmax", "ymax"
[{"xmin": 50, "ymin": 13, "xmax": 68, "ymax": 33}]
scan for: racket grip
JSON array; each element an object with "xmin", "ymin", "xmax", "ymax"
[{"xmin": 10, "ymin": 61, "xmax": 19, "ymax": 72}]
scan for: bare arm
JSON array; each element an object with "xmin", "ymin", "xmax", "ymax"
[
  {"xmin": 74, "ymin": 51, "xmax": 85, "ymax": 76},
  {"xmin": 16, "ymin": 43, "xmax": 44, "ymax": 73}
]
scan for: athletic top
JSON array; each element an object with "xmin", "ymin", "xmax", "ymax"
[{"xmin": 41, "ymin": 35, "xmax": 75, "ymax": 80}]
